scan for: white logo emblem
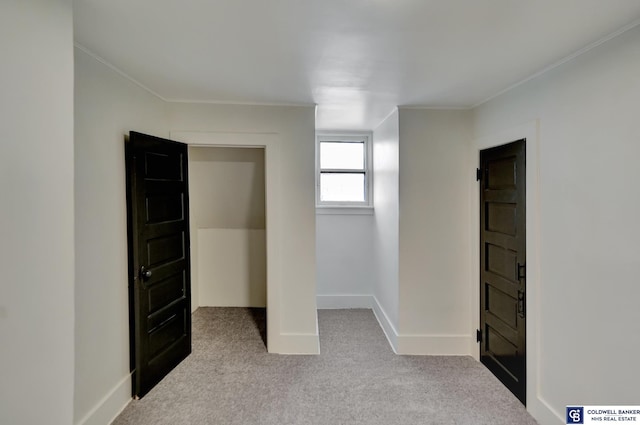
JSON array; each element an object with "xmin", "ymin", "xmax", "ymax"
[{"xmin": 568, "ymin": 409, "xmax": 581, "ymax": 422}]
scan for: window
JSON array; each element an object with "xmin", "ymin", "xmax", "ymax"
[{"xmin": 316, "ymin": 134, "xmax": 372, "ymax": 207}]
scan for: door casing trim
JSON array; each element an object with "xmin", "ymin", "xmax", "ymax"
[
  {"xmin": 470, "ymin": 121, "xmax": 558, "ymax": 422},
  {"xmin": 170, "ymin": 131, "xmax": 286, "ymax": 354}
]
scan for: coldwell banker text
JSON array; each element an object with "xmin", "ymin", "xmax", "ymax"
[{"xmin": 567, "ymin": 406, "xmax": 640, "ymax": 424}]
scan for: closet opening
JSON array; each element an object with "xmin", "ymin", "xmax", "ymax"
[{"xmin": 188, "ymin": 146, "xmax": 267, "ymax": 347}]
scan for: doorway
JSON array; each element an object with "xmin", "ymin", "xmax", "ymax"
[
  {"xmin": 188, "ymin": 146, "xmax": 267, "ymax": 345},
  {"xmin": 126, "ymin": 133, "xmax": 271, "ymax": 398},
  {"xmin": 171, "ymin": 130, "xmax": 283, "ymax": 355},
  {"xmin": 479, "ymin": 139, "xmax": 526, "ymax": 404}
]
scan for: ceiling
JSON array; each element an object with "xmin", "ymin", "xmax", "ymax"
[{"xmin": 73, "ymin": 0, "xmax": 640, "ymax": 130}]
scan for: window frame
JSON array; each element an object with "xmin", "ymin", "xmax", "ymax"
[{"xmin": 315, "ymin": 133, "xmax": 373, "ymax": 209}]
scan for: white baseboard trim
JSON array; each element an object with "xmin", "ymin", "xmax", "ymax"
[
  {"xmin": 370, "ymin": 297, "xmax": 471, "ymax": 356},
  {"xmin": 316, "ymin": 294, "xmax": 373, "ymax": 309},
  {"xmin": 529, "ymin": 395, "xmax": 564, "ymax": 425},
  {"xmin": 75, "ymin": 373, "xmax": 131, "ymax": 425},
  {"xmin": 371, "ymin": 296, "xmax": 399, "ymax": 353},
  {"xmin": 397, "ymin": 334, "xmax": 472, "ymax": 355},
  {"xmin": 277, "ymin": 332, "xmax": 320, "ymax": 355},
  {"xmin": 313, "ymin": 296, "xmax": 476, "ymax": 356}
]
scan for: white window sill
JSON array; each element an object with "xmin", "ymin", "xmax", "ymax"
[{"xmin": 316, "ymin": 206, "xmax": 374, "ymax": 215}]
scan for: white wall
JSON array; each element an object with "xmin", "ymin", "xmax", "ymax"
[
  {"xmin": 398, "ymin": 109, "xmax": 473, "ymax": 354},
  {"xmin": 169, "ymin": 103, "xmax": 318, "ymax": 352},
  {"xmin": 189, "ymin": 147, "xmax": 266, "ymax": 308},
  {"xmin": 372, "ymin": 110, "xmax": 400, "ymax": 345},
  {"xmin": 0, "ymin": 2, "xmax": 75, "ymax": 424},
  {"xmin": 197, "ymin": 229, "xmax": 266, "ymax": 307},
  {"xmin": 316, "ymin": 213, "xmax": 376, "ymax": 308},
  {"xmin": 189, "ymin": 147, "xmax": 266, "ymax": 230},
  {"xmin": 74, "ymin": 48, "xmax": 169, "ymax": 424},
  {"xmin": 472, "ymin": 25, "xmax": 640, "ymax": 424}
]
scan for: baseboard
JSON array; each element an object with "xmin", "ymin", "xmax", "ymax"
[
  {"xmin": 75, "ymin": 373, "xmax": 131, "ymax": 425},
  {"xmin": 397, "ymin": 334, "xmax": 472, "ymax": 355},
  {"xmin": 529, "ymin": 395, "xmax": 564, "ymax": 425},
  {"xmin": 371, "ymin": 296, "xmax": 399, "ymax": 353},
  {"xmin": 277, "ymin": 332, "xmax": 320, "ymax": 354},
  {"xmin": 316, "ymin": 294, "xmax": 373, "ymax": 309},
  {"xmin": 370, "ymin": 297, "xmax": 472, "ymax": 356}
]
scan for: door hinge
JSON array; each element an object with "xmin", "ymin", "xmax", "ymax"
[
  {"xmin": 476, "ymin": 329, "xmax": 482, "ymax": 343},
  {"xmin": 517, "ymin": 290, "xmax": 526, "ymax": 319},
  {"xmin": 476, "ymin": 168, "xmax": 483, "ymax": 181}
]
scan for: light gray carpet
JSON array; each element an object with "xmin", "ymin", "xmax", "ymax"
[{"xmin": 113, "ymin": 308, "xmax": 537, "ymax": 425}]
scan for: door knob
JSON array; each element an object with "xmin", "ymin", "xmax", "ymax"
[{"xmin": 140, "ymin": 266, "xmax": 152, "ymax": 280}]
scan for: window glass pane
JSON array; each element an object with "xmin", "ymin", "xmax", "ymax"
[
  {"xmin": 320, "ymin": 173, "xmax": 365, "ymax": 202},
  {"xmin": 320, "ymin": 142, "xmax": 364, "ymax": 170}
]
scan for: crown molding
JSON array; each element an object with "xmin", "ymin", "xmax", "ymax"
[
  {"xmin": 74, "ymin": 42, "xmax": 167, "ymax": 102},
  {"xmin": 165, "ymin": 98, "xmax": 315, "ymax": 108},
  {"xmin": 471, "ymin": 17, "xmax": 640, "ymax": 108},
  {"xmin": 398, "ymin": 105, "xmax": 471, "ymax": 111}
]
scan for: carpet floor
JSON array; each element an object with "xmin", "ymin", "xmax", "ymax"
[{"xmin": 112, "ymin": 308, "xmax": 537, "ymax": 425}]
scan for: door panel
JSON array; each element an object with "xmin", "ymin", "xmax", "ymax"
[
  {"xmin": 148, "ymin": 272, "xmax": 187, "ymax": 313},
  {"xmin": 486, "ymin": 244, "xmax": 517, "ymax": 281},
  {"xmin": 146, "ymin": 194, "xmax": 185, "ymax": 223},
  {"xmin": 486, "ymin": 157, "xmax": 517, "ymax": 189},
  {"xmin": 126, "ymin": 131, "xmax": 191, "ymax": 398},
  {"xmin": 486, "ymin": 286, "xmax": 517, "ymax": 328},
  {"xmin": 486, "ymin": 203, "xmax": 516, "ymax": 235},
  {"xmin": 147, "ymin": 233, "xmax": 185, "ymax": 266},
  {"xmin": 480, "ymin": 139, "xmax": 526, "ymax": 404}
]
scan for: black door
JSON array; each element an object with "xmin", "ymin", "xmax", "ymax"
[
  {"xmin": 479, "ymin": 139, "xmax": 526, "ymax": 404},
  {"xmin": 126, "ymin": 131, "xmax": 191, "ymax": 398}
]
